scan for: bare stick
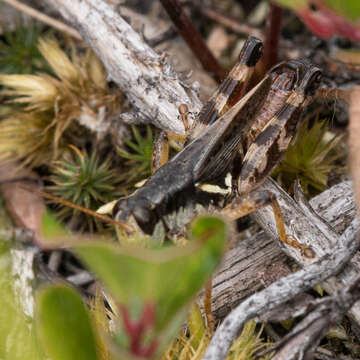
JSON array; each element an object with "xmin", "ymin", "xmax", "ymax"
[
  {"xmin": 269, "ymin": 277, "xmax": 360, "ymax": 359},
  {"xmin": 2, "ymin": 0, "xmax": 81, "ymax": 39},
  {"xmin": 202, "ymin": 218, "xmax": 359, "ymax": 360},
  {"xmin": 262, "ymin": 2, "xmax": 283, "ymax": 71},
  {"xmin": 159, "ymin": 0, "xmax": 225, "ymax": 83}
]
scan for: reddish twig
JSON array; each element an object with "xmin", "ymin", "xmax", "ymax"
[
  {"xmin": 20, "ymin": 186, "xmax": 134, "ymax": 233},
  {"xmin": 204, "ymin": 277, "xmax": 215, "ymax": 334},
  {"xmin": 262, "ymin": 2, "xmax": 283, "ymax": 71},
  {"xmin": 159, "ymin": 0, "xmax": 225, "ymax": 83}
]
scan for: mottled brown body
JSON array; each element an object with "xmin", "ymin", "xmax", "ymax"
[
  {"xmin": 238, "ymin": 61, "xmax": 321, "ymax": 195},
  {"xmin": 245, "ymin": 70, "xmax": 297, "ymax": 151}
]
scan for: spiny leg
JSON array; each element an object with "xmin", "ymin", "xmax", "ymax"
[
  {"xmin": 186, "ymin": 36, "xmax": 264, "ymax": 144},
  {"xmin": 222, "ymin": 190, "xmax": 315, "ymax": 258},
  {"xmin": 178, "ymin": 103, "xmax": 191, "ymax": 134},
  {"xmin": 151, "ymin": 104, "xmax": 191, "ymax": 173}
]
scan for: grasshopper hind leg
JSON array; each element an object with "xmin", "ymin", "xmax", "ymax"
[{"xmin": 222, "ymin": 190, "xmax": 315, "ymax": 258}]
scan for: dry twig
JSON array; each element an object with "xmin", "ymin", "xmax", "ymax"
[
  {"xmin": 202, "ymin": 218, "xmax": 359, "ymax": 360},
  {"xmin": 1, "ymin": 0, "xmax": 81, "ymax": 39},
  {"xmin": 262, "ymin": 2, "xmax": 283, "ymax": 71},
  {"xmin": 44, "ymin": 0, "xmax": 202, "ymax": 134},
  {"xmin": 268, "ymin": 277, "xmax": 360, "ymax": 359}
]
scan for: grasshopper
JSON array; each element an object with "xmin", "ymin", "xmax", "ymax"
[{"xmin": 113, "ymin": 37, "xmax": 321, "ymax": 258}]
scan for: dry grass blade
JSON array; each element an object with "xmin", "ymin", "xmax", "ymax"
[
  {"xmin": 19, "ymin": 185, "xmax": 133, "ymax": 233},
  {"xmin": 1, "ymin": 0, "xmax": 81, "ymax": 39}
]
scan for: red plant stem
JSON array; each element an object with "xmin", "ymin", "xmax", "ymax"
[
  {"xmin": 120, "ymin": 303, "xmax": 158, "ymax": 357},
  {"xmin": 119, "ymin": 305, "xmax": 137, "ymax": 335},
  {"xmin": 159, "ymin": 0, "xmax": 225, "ymax": 83},
  {"xmin": 139, "ymin": 302, "xmax": 156, "ymax": 328},
  {"xmin": 262, "ymin": 2, "xmax": 283, "ymax": 71}
]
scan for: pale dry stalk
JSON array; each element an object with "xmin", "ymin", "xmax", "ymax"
[{"xmin": 349, "ymin": 86, "xmax": 360, "ymax": 214}]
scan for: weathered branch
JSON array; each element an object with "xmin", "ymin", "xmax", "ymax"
[
  {"xmin": 269, "ymin": 277, "xmax": 360, "ymax": 360},
  {"xmin": 44, "ymin": 0, "xmax": 202, "ymax": 134},
  {"xmin": 209, "ymin": 180, "xmax": 358, "ymax": 319},
  {"xmin": 202, "ymin": 217, "xmax": 359, "ymax": 360}
]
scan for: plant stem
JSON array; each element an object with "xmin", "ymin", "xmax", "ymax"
[{"xmin": 262, "ymin": 2, "xmax": 283, "ymax": 71}]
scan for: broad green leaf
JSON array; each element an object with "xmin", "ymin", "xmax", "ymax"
[
  {"xmin": 41, "ymin": 210, "xmax": 68, "ymax": 238},
  {"xmin": 274, "ymin": 0, "xmax": 307, "ymax": 11},
  {"xmin": 74, "ymin": 216, "xmax": 226, "ymax": 350},
  {"xmin": 36, "ymin": 285, "xmax": 99, "ymax": 360},
  {"xmin": 275, "ymin": 0, "xmax": 360, "ymax": 21},
  {"xmin": 324, "ymin": 0, "xmax": 360, "ymax": 23}
]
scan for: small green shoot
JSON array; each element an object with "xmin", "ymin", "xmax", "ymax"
[{"xmin": 47, "ymin": 146, "xmax": 121, "ymax": 232}]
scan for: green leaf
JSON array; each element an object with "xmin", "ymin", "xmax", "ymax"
[
  {"xmin": 188, "ymin": 303, "xmax": 206, "ymax": 349},
  {"xmin": 36, "ymin": 285, "xmax": 99, "ymax": 360},
  {"xmin": 41, "ymin": 210, "xmax": 68, "ymax": 238},
  {"xmin": 274, "ymin": 0, "xmax": 360, "ymax": 23},
  {"xmin": 324, "ymin": 0, "xmax": 360, "ymax": 23},
  {"xmin": 73, "ymin": 216, "xmax": 226, "ymax": 351},
  {"xmin": 274, "ymin": 0, "xmax": 307, "ymax": 11}
]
